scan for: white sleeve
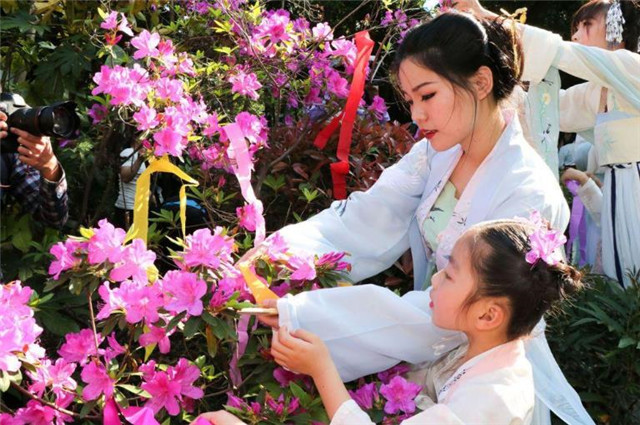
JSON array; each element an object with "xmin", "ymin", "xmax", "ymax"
[
  {"xmin": 576, "ymin": 178, "xmax": 603, "ymax": 223},
  {"xmin": 120, "ymin": 148, "xmax": 135, "ymax": 167},
  {"xmin": 521, "ymin": 25, "xmax": 640, "ymax": 109},
  {"xmin": 277, "ymin": 140, "xmax": 429, "ymax": 283},
  {"xmin": 277, "ymin": 285, "xmax": 465, "ymax": 382},
  {"xmin": 558, "ymin": 83, "xmax": 600, "ymax": 133},
  {"xmin": 402, "ymin": 382, "xmax": 532, "ymax": 425},
  {"xmin": 331, "ymin": 400, "xmax": 375, "ymax": 425}
]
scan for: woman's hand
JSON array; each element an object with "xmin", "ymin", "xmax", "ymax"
[
  {"xmin": 193, "ymin": 410, "xmax": 247, "ymax": 425},
  {"xmin": 256, "ymin": 298, "xmax": 279, "ymax": 329},
  {"xmin": 271, "ymin": 326, "xmax": 331, "ymax": 378},
  {"xmin": 452, "ymin": 0, "xmax": 496, "ymax": 19},
  {"xmin": 561, "ymin": 167, "xmax": 590, "ymax": 186}
]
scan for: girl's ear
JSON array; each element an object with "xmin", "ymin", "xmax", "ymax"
[
  {"xmin": 472, "ymin": 65, "xmax": 494, "ymax": 101},
  {"xmin": 476, "ymin": 299, "xmax": 507, "ymax": 331}
]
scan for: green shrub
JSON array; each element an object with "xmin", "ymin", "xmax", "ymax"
[{"xmin": 547, "ymin": 272, "xmax": 640, "ymax": 424}]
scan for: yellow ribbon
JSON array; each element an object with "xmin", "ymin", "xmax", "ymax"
[
  {"xmin": 237, "ymin": 262, "xmax": 279, "ymax": 304},
  {"xmin": 500, "ymin": 7, "xmax": 527, "ymax": 78},
  {"xmin": 125, "ymin": 155, "xmax": 199, "ymax": 244}
]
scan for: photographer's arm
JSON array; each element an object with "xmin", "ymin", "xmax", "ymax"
[{"xmin": 0, "ymin": 115, "xmax": 68, "ymax": 228}]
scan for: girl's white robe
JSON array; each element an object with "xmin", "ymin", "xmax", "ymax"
[
  {"xmin": 330, "ymin": 340, "xmax": 534, "ymax": 425},
  {"xmin": 275, "ymin": 114, "xmax": 593, "ymax": 424}
]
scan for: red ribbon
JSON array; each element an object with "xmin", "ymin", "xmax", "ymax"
[{"xmin": 314, "ymin": 31, "xmax": 375, "ymax": 200}]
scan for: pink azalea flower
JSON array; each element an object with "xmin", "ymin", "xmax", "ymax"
[
  {"xmin": 329, "ymin": 38, "xmax": 357, "ymax": 66},
  {"xmin": 87, "ymin": 103, "xmax": 108, "ymax": 124},
  {"xmin": 0, "ymin": 282, "xmax": 44, "ymax": 373},
  {"xmin": 122, "ymin": 406, "xmax": 160, "ymax": 425},
  {"xmin": 100, "ymin": 11, "xmax": 119, "ymax": 30},
  {"xmin": 349, "ymin": 382, "xmax": 378, "ymax": 410},
  {"xmin": 133, "ymin": 105, "xmax": 159, "ymax": 131},
  {"xmin": 48, "ymin": 239, "xmax": 81, "ymax": 279},
  {"xmin": 14, "ymin": 400, "xmax": 72, "ymax": 425},
  {"xmin": 104, "ymin": 333, "xmax": 127, "ymax": 363},
  {"xmin": 202, "ymin": 112, "xmax": 220, "ymax": 137},
  {"xmin": 209, "ymin": 276, "xmax": 240, "ymax": 308},
  {"xmin": 289, "ymin": 254, "xmax": 316, "ymax": 281},
  {"xmin": 368, "ymin": 95, "xmax": 388, "ymax": 121},
  {"xmin": 110, "ymin": 239, "xmax": 156, "ymax": 283},
  {"xmin": 153, "ymin": 127, "xmax": 185, "ymax": 157},
  {"xmin": 142, "ymin": 371, "xmax": 182, "ymax": 415},
  {"xmin": 58, "ymin": 329, "xmax": 103, "ymax": 365},
  {"xmin": 139, "ymin": 325, "xmax": 172, "ymax": 354},
  {"xmin": 157, "ymin": 39, "xmax": 176, "ymax": 64},
  {"xmin": 380, "ymin": 10, "xmax": 394, "ymax": 26},
  {"xmin": 236, "ymin": 203, "xmax": 258, "ymax": 231},
  {"xmin": 81, "ymin": 361, "xmax": 115, "ymax": 401},
  {"xmin": 229, "ymin": 70, "xmax": 262, "ymax": 100},
  {"xmin": 273, "ymin": 366, "xmax": 312, "ymax": 389},
  {"xmin": 162, "ymin": 270, "xmax": 207, "ymax": 316},
  {"xmin": 266, "ymin": 393, "xmax": 300, "ymax": 416},
  {"xmin": 87, "ymin": 219, "xmax": 126, "ymax": 265},
  {"xmin": 117, "ymin": 13, "xmax": 134, "ymax": 36},
  {"xmin": 118, "ymin": 281, "xmax": 164, "ymax": 325},
  {"xmin": 312, "ymin": 22, "xmax": 333, "ymax": 41},
  {"xmin": 377, "ymin": 363, "xmax": 412, "ymax": 384},
  {"xmin": 27, "ymin": 358, "xmax": 77, "ymax": 403},
  {"xmin": 379, "ymin": 376, "xmax": 422, "ymax": 415},
  {"xmin": 263, "ymin": 232, "xmax": 288, "ymax": 261},
  {"xmin": 96, "ymin": 281, "xmax": 125, "ymax": 320},
  {"xmin": 154, "ymin": 77, "xmax": 184, "ymax": 102},
  {"xmin": 131, "ymin": 30, "xmax": 160, "ymax": 59},
  {"xmin": 326, "ymin": 70, "xmax": 349, "ymax": 98},
  {"xmin": 182, "ymin": 227, "xmax": 235, "ymax": 269},
  {"xmin": 172, "ymin": 358, "xmax": 204, "ymax": 399},
  {"xmin": 227, "ymin": 111, "xmax": 268, "ymax": 146}
]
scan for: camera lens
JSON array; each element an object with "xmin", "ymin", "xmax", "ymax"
[{"xmin": 36, "ymin": 102, "xmax": 80, "ymax": 139}]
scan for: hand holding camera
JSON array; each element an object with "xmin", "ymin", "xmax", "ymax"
[{"xmin": 0, "ymin": 93, "xmax": 80, "ymax": 181}]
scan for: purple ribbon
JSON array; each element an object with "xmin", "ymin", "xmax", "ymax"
[{"xmin": 565, "ymin": 180, "xmax": 587, "ymax": 267}]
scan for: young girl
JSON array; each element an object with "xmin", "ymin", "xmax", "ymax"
[
  {"xmin": 196, "ymin": 219, "xmax": 583, "ymax": 424},
  {"xmin": 457, "ymin": 0, "xmax": 640, "ymax": 289}
]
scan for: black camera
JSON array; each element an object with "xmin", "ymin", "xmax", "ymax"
[{"xmin": 0, "ymin": 92, "xmax": 81, "ymax": 153}]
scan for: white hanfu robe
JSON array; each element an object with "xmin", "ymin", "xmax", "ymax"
[
  {"xmin": 521, "ymin": 25, "xmax": 640, "ymax": 288},
  {"xmin": 275, "ymin": 113, "xmax": 593, "ymax": 424},
  {"xmin": 331, "ymin": 340, "xmax": 534, "ymax": 425}
]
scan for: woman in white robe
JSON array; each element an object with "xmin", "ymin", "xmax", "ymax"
[{"xmin": 243, "ymin": 12, "xmax": 589, "ymax": 425}]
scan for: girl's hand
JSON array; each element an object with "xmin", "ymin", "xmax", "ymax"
[
  {"xmin": 193, "ymin": 410, "xmax": 247, "ymax": 425},
  {"xmin": 271, "ymin": 326, "xmax": 331, "ymax": 377},
  {"xmin": 561, "ymin": 167, "xmax": 590, "ymax": 186}
]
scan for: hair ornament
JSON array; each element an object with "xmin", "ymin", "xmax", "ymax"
[
  {"xmin": 606, "ymin": 0, "xmax": 625, "ymax": 45},
  {"xmin": 523, "ymin": 211, "xmax": 567, "ymax": 267}
]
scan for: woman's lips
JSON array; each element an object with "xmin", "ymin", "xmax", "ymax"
[{"xmin": 422, "ymin": 130, "xmax": 437, "ymax": 139}]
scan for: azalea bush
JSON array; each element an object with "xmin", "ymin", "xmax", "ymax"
[{"xmin": 0, "ymin": 1, "xmax": 431, "ymax": 423}]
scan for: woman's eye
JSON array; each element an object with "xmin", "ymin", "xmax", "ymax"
[{"xmin": 422, "ymin": 93, "xmax": 435, "ymax": 102}]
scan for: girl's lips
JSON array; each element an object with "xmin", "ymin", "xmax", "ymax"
[{"xmin": 429, "ymin": 301, "xmax": 434, "ymax": 308}]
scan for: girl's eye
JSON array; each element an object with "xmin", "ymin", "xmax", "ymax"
[{"xmin": 422, "ymin": 93, "xmax": 435, "ymax": 102}]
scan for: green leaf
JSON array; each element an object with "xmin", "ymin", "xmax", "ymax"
[
  {"xmin": 618, "ymin": 337, "xmax": 637, "ymax": 349},
  {"xmin": 0, "ymin": 371, "xmax": 10, "ymax": 392},
  {"xmin": 202, "ymin": 312, "xmax": 234, "ymax": 340},
  {"xmin": 10, "ymin": 214, "xmax": 32, "ymax": 252},
  {"xmin": 183, "ymin": 316, "xmax": 202, "ymax": 338},
  {"xmin": 36, "ymin": 309, "xmax": 80, "ymax": 336},
  {"xmin": 289, "ymin": 382, "xmax": 311, "ymax": 407},
  {"xmin": 117, "ymin": 384, "xmax": 152, "ymax": 398}
]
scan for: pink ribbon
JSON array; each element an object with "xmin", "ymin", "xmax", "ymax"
[
  {"xmin": 565, "ymin": 180, "xmax": 587, "ymax": 267},
  {"xmin": 224, "ymin": 123, "xmax": 266, "ymax": 245},
  {"xmin": 229, "ymin": 314, "xmax": 253, "ymax": 388}
]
